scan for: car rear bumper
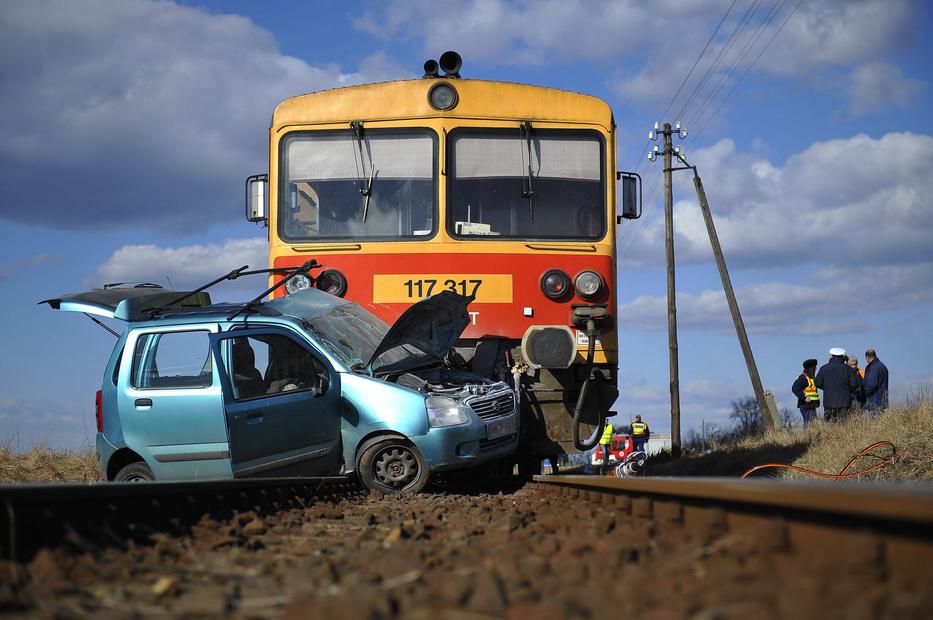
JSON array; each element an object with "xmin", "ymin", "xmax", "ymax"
[{"xmin": 96, "ymin": 433, "xmax": 120, "ymax": 479}]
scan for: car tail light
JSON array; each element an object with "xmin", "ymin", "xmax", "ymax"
[
  {"xmin": 315, "ymin": 269, "xmax": 348, "ymax": 297},
  {"xmin": 540, "ymin": 269, "xmax": 571, "ymax": 300},
  {"xmin": 95, "ymin": 389, "xmax": 103, "ymax": 433}
]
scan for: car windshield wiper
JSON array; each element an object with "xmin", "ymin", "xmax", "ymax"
[
  {"xmin": 350, "ymin": 121, "xmax": 376, "ymax": 223},
  {"xmin": 520, "ymin": 121, "xmax": 535, "ymax": 224}
]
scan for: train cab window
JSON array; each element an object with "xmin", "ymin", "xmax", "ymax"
[
  {"xmin": 279, "ymin": 129, "xmax": 437, "ymax": 242},
  {"xmin": 447, "ymin": 129, "xmax": 605, "ymax": 240}
]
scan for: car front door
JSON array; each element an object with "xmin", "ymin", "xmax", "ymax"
[{"xmin": 210, "ymin": 328, "xmax": 341, "ymax": 478}]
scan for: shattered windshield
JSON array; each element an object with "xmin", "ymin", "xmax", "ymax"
[
  {"xmin": 303, "ymin": 304, "xmax": 428, "ymax": 372},
  {"xmin": 447, "ymin": 128, "xmax": 605, "ymax": 239},
  {"xmin": 279, "ymin": 129, "xmax": 437, "ymax": 241}
]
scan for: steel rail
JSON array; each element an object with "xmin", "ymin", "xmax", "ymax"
[
  {"xmin": 1, "ymin": 477, "xmax": 362, "ymax": 563},
  {"xmin": 532, "ymin": 475, "xmax": 933, "ymax": 527}
]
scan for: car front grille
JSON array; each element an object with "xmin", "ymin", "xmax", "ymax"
[{"xmin": 466, "ymin": 390, "xmax": 516, "ymax": 421}]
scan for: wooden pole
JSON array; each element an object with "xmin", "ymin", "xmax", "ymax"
[
  {"xmin": 663, "ymin": 123, "xmax": 682, "ymax": 457},
  {"xmin": 692, "ymin": 172, "xmax": 775, "ymax": 430}
]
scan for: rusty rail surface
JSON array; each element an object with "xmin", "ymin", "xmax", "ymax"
[
  {"xmin": 533, "ymin": 475, "xmax": 933, "ymax": 578},
  {"xmin": 0, "ymin": 477, "xmax": 362, "ymax": 562}
]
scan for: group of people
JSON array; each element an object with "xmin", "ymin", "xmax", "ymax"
[
  {"xmin": 599, "ymin": 415, "xmax": 650, "ymax": 469},
  {"xmin": 792, "ymin": 347, "xmax": 889, "ymax": 424}
]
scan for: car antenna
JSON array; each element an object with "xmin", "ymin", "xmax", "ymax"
[
  {"xmin": 147, "ymin": 265, "xmax": 251, "ymax": 319},
  {"xmin": 227, "ymin": 259, "xmax": 321, "ymax": 320}
]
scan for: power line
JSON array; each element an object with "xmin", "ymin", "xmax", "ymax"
[
  {"xmin": 685, "ymin": 0, "xmax": 786, "ymax": 135},
  {"xmin": 689, "ymin": 0, "xmax": 804, "ymax": 145}
]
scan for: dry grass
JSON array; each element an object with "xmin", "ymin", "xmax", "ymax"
[
  {"xmin": 0, "ymin": 444, "xmax": 101, "ymax": 484},
  {"xmin": 649, "ymin": 401, "xmax": 933, "ymax": 481}
]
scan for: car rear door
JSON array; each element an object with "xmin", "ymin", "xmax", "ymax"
[{"xmin": 210, "ymin": 327, "xmax": 342, "ymax": 478}]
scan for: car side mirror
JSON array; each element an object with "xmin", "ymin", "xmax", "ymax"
[
  {"xmin": 617, "ymin": 171, "xmax": 642, "ymax": 221},
  {"xmin": 245, "ymin": 174, "xmax": 268, "ymax": 223}
]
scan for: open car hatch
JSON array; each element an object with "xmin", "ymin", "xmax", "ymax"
[
  {"xmin": 366, "ymin": 290, "xmax": 473, "ymax": 374},
  {"xmin": 41, "ymin": 285, "xmax": 212, "ymax": 321}
]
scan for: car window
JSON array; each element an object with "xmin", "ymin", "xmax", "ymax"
[
  {"xmin": 132, "ymin": 331, "xmax": 212, "ymax": 389},
  {"xmin": 228, "ymin": 334, "xmax": 329, "ymax": 401}
]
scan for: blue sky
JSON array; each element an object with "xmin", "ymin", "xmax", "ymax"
[{"xmin": 1, "ymin": 0, "xmax": 931, "ymax": 449}]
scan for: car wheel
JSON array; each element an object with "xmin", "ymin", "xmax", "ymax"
[
  {"xmin": 114, "ymin": 461, "xmax": 154, "ymax": 482},
  {"xmin": 358, "ymin": 439, "xmax": 429, "ymax": 494}
]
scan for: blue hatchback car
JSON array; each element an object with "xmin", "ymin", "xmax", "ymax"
[{"xmin": 44, "ymin": 275, "xmax": 518, "ymax": 493}]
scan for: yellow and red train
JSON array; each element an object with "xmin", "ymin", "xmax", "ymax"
[{"xmin": 246, "ymin": 52, "xmax": 641, "ymax": 470}]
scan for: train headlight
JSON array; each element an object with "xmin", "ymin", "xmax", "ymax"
[
  {"xmin": 315, "ymin": 269, "xmax": 348, "ymax": 297},
  {"xmin": 426, "ymin": 395, "xmax": 467, "ymax": 427},
  {"xmin": 428, "ymin": 83, "xmax": 458, "ymax": 111},
  {"xmin": 285, "ymin": 273, "xmax": 311, "ymax": 295},
  {"xmin": 540, "ymin": 269, "xmax": 571, "ymax": 300},
  {"xmin": 574, "ymin": 271, "xmax": 603, "ymax": 299}
]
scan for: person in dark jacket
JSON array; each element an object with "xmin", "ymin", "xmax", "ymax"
[
  {"xmin": 815, "ymin": 347, "xmax": 859, "ymax": 422},
  {"xmin": 863, "ymin": 348, "xmax": 889, "ymax": 413},
  {"xmin": 847, "ymin": 355, "xmax": 865, "ymax": 408},
  {"xmin": 791, "ymin": 359, "xmax": 820, "ymax": 425}
]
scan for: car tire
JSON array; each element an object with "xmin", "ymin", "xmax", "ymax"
[
  {"xmin": 114, "ymin": 461, "xmax": 154, "ymax": 482},
  {"xmin": 358, "ymin": 439, "xmax": 429, "ymax": 494}
]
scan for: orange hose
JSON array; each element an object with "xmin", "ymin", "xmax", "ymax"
[{"xmin": 741, "ymin": 441, "xmax": 901, "ymax": 480}]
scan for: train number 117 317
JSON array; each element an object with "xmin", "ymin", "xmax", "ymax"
[{"xmin": 403, "ymin": 278, "xmax": 481, "ymax": 298}]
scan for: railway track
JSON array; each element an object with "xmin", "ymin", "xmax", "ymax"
[
  {"xmin": 533, "ymin": 474, "xmax": 933, "ymax": 582},
  {"xmin": 1, "ymin": 475, "xmax": 931, "ymax": 617},
  {"xmin": 0, "ymin": 477, "xmax": 362, "ymax": 563}
]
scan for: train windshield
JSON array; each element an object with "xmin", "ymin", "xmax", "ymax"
[
  {"xmin": 279, "ymin": 129, "xmax": 437, "ymax": 241},
  {"xmin": 447, "ymin": 128, "xmax": 605, "ymax": 240}
]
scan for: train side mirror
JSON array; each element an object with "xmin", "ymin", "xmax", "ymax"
[
  {"xmin": 245, "ymin": 174, "xmax": 268, "ymax": 223},
  {"xmin": 617, "ymin": 171, "xmax": 642, "ymax": 221}
]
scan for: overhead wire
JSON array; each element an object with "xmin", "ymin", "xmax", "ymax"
[
  {"xmin": 619, "ymin": 0, "xmax": 804, "ymax": 261},
  {"xmin": 689, "ymin": 0, "xmax": 805, "ymax": 144},
  {"xmin": 684, "ymin": 0, "xmax": 786, "ymax": 134},
  {"xmin": 618, "ymin": 0, "xmax": 761, "ymax": 259}
]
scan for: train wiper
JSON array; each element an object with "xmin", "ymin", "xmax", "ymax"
[
  {"xmin": 520, "ymin": 121, "xmax": 535, "ymax": 223},
  {"xmin": 350, "ymin": 121, "xmax": 376, "ymax": 223}
]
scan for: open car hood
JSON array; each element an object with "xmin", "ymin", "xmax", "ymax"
[
  {"xmin": 41, "ymin": 286, "xmax": 212, "ymax": 321},
  {"xmin": 366, "ymin": 291, "xmax": 473, "ymax": 374}
]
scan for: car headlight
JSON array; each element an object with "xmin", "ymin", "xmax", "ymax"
[
  {"xmin": 425, "ymin": 395, "xmax": 468, "ymax": 428},
  {"xmin": 285, "ymin": 273, "xmax": 311, "ymax": 295}
]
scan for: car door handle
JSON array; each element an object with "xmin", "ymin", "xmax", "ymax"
[
  {"xmin": 135, "ymin": 398, "xmax": 153, "ymax": 408},
  {"xmin": 244, "ymin": 410, "xmax": 264, "ymax": 424}
]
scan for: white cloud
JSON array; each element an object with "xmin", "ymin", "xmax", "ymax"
[
  {"xmin": 847, "ymin": 62, "xmax": 924, "ymax": 116},
  {"xmin": 619, "ymin": 264, "xmax": 933, "ymax": 335},
  {"xmin": 623, "ymin": 132, "xmax": 933, "ymax": 272},
  {"xmin": 94, "ymin": 237, "xmax": 266, "ymax": 294},
  {"xmin": 355, "ymin": 0, "xmax": 720, "ymax": 66},
  {"xmin": 0, "ymin": 0, "xmax": 410, "ymax": 231}
]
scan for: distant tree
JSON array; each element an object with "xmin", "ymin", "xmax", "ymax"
[
  {"xmin": 729, "ymin": 396, "xmax": 764, "ymax": 437},
  {"xmin": 779, "ymin": 406, "xmax": 796, "ymax": 430}
]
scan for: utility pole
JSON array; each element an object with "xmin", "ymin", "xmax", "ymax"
[
  {"xmin": 648, "ymin": 120, "xmax": 776, "ymax": 448},
  {"xmin": 692, "ymin": 172, "xmax": 776, "ymax": 430},
  {"xmin": 649, "ymin": 122, "xmax": 682, "ymax": 457}
]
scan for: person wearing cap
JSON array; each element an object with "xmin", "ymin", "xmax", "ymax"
[
  {"xmin": 863, "ymin": 348, "xmax": 889, "ymax": 413},
  {"xmin": 630, "ymin": 415, "xmax": 650, "ymax": 452},
  {"xmin": 792, "ymin": 359, "xmax": 820, "ymax": 425},
  {"xmin": 815, "ymin": 347, "xmax": 860, "ymax": 421}
]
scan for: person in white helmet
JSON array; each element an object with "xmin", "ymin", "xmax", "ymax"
[{"xmin": 815, "ymin": 347, "xmax": 860, "ymax": 422}]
